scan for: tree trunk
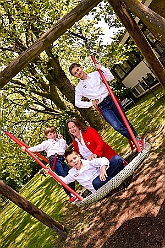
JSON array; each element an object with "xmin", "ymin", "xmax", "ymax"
[
  {"xmin": 108, "ymin": 0, "xmax": 165, "ymax": 89},
  {"xmin": 46, "ymin": 50, "xmax": 103, "ymax": 129},
  {"xmin": 0, "ymin": 180, "xmax": 67, "ymax": 239},
  {"xmin": 123, "ymin": 0, "xmax": 165, "ymax": 46},
  {"xmin": 0, "ymin": 0, "xmax": 101, "ymax": 89},
  {"xmin": 148, "ymin": 0, "xmax": 165, "ymax": 47}
]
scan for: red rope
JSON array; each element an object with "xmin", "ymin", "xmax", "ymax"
[
  {"xmin": 91, "ymin": 55, "xmax": 141, "ymax": 153},
  {"xmin": 51, "ymin": 155, "xmax": 57, "ymax": 171},
  {"xmin": 5, "ymin": 131, "xmax": 83, "ymax": 201}
]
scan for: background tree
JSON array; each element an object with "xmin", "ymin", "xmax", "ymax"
[
  {"xmin": 0, "ymin": 0, "xmax": 130, "ymax": 190},
  {"xmin": 2, "ymin": 0, "xmax": 164, "ymax": 190},
  {"xmin": 1, "ymin": 0, "xmax": 106, "ymax": 130},
  {"xmin": 1, "ymin": 0, "xmax": 131, "ymax": 134}
]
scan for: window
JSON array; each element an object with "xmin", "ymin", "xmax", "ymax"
[
  {"xmin": 122, "ymin": 61, "xmax": 131, "ymax": 73},
  {"xmin": 132, "ymin": 88, "xmax": 140, "ymax": 97},
  {"xmin": 133, "ymin": 73, "xmax": 160, "ymax": 98},
  {"xmin": 136, "ymin": 85, "xmax": 144, "ymax": 94},
  {"xmin": 154, "ymin": 41, "xmax": 165, "ymax": 55},
  {"xmin": 140, "ymin": 81, "xmax": 148, "ymax": 90},
  {"xmin": 112, "ymin": 50, "xmax": 142, "ymax": 80},
  {"xmin": 144, "ymin": 29, "xmax": 156, "ymax": 43},
  {"xmin": 128, "ymin": 51, "xmax": 141, "ymax": 66},
  {"xmin": 114, "ymin": 65, "xmax": 125, "ymax": 79}
]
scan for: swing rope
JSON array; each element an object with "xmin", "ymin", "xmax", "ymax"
[
  {"xmin": 5, "ymin": 130, "xmax": 150, "ymax": 206},
  {"xmin": 5, "ymin": 131, "xmax": 83, "ymax": 201},
  {"xmin": 75, "ymin": 141, "xmax": 151, "ymax": 206},
  {"xmin": 70, "ymin": 29, "xmax": 141, "ymax": 152}
]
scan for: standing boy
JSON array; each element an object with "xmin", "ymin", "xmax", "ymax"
[
  {"xmin": 21, "ymin": 126, "xmax": 76, "ymax": 203},
  {"xmin": 59, "ymin": 150, "xmax": 124, "ymax": 194},
  {"xmin": 69, "ymin": 63, "xmax": 145, "ymax": 149}
]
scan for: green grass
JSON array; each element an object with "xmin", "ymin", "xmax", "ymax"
[
  {"xmin": 101, "ymin": 87, "xmax": 165, "ymax": 154},
  {"xmin": 0, "ymin": 174, "xmax": 68, "ymax": 248},
  {"xmin": 0, "ymin": 87, "xmax": 164, "ymax": 248}
]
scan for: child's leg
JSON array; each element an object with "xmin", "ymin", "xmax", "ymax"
[
  {"xmin": 111, "ymin": 101, "xmax": 138, "ymax": 139},
  {"xmin": 99, "ymin": 96, "xmax": 138, "ymax": 140},
  {"xmin": 54, "ymin": 156, "xmax": 75, "ymax": 197},
  {"xmin": 92, "ymin": 155, "xmax": 124, "ymax": 191}
]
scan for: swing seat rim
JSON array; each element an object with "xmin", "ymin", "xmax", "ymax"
[{"xmin": 75, "ymin": 142, "xmax": 151, "ymax": 207}]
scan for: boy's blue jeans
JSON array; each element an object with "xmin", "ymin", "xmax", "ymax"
[
  {"xmin": 98, "ymin": 95, "xmax": 138, "ymax": 140},
  {"xmin": 49, "ymin": 155, "xmax": 75, "ymax": 197},
  {"xmin": 92, "ymin": 155, "xmax": 125, "ymax": 190}
]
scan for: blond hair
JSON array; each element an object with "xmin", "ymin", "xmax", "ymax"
[{"xmin": 44, "ymin": 126, "xmax": 56, "ymax": 136}]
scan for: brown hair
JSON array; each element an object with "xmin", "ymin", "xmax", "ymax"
[
  {"xmin": 69, "ymin": 63, "xmax": 81, "ymax": 75},
  {"xmin": 66, "ymin": 117, "xmax": 87, "ymax": 140},
  {"xmin": 64, "ymin": 149, "xmax": 78, "ymax": 159},
  {"xmin": 44, "ymin": 126, "xmax": 56, "ymax": 136}
]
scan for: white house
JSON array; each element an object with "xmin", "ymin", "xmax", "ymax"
[{"xmin": 111, "ymin": 0, "xmax": 164, "ymax": 98}]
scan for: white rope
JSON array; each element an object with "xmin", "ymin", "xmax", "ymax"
[{"xmin": 75, "ymin": 142, "xmax": 151, "ymax": 206}]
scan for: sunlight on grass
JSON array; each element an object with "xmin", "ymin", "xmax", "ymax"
[
  {"xmin": 101, "ymin": 87, "xmax": 165, "ymax": 155},
  {"xmin": 0, "ymin": 87, "xmax": 164, "ymax": 248},
  {"xmin": 0, "ymin": 173, "xmax": 68, "ymax": 248}
]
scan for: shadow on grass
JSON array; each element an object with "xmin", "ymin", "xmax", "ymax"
[
  {"xmin": 57, "ymin": 130, "xmax": 165, "ymax": 248},
  {"xmin": 0, "ymin": 173, "xmax": 68, "ymax": 248},
  {"xmin": 101, "ymin": 89, "xmax": 165, "ymax": 155},
  {"xmin": 103, "ymin": 199, "xmax": 164, "ymax": 248}
]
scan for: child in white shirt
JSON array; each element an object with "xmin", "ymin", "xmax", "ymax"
[
  {"xmin": 69, "ymin": 63, "xmax": 145, "ymax": 149},
  {"xmin": 21, "ymin": 126, "xmax": 76, "ymax": 203},
  {"xmin": 60, "ymin": 150, "xmax": 124, "ymax": 193}
]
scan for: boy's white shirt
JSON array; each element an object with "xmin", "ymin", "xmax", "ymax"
[
  {"xmin": 59, "ymin": 157, "xmax": 109, "ymax": 193},
  {"xmin": 28, "ymin": 138, "xmax": 68, "ymax": 157},
  {"xmin": 75, "ymin": 66, "xmax": 114, "ymax": 108}
]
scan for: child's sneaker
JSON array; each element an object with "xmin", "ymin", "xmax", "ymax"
[
  {"xmin": 69, "ymin": 196, "xmax": 78, "ymax": 204},
  {"xmin": 138, "ymin": 139, "xmax": 145, "ymax": 150},
  {"xmin": 69, "ymin": 191, "xmax": 83, "ymax": 204}
]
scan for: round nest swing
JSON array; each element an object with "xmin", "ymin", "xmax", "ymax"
[
  {"xmin": 5, "ymin": 131, "xmax": 151, "ymax": 207},
  {"xmin": 75, "ymin": 142, "xmax": 151, "ymax": 207}
]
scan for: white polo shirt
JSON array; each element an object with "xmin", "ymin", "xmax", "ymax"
[
  {"xmin": 59, "ymin": 157, "xmax": 109, "ymax": 193},
  {"xmin": 75, "ymin": 66, "xmax": 114, "ymax": 108},
  {"xmin": 28, "ymin": 138, "xmax": 68, "ymax": 158}
]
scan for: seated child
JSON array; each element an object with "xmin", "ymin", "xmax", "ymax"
[
  {"xmin": 59, "ymin": 149, "xmax": 124, "ymax": 194},
  {"xmin": 21, "ymin": 126, "xmax": 76, "ymax": 203}
]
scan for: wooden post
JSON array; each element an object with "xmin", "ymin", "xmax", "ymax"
[
  {"xmin": 0, "ymin": 180, "xmax": 67, "ymax": 239},
  {"xmin": 123, "ymin": 0, "xmax": 165, "ymax": 44},
  {"xmin": 108, "ymin": 0, "xmax": 165, "ymax": 89},
  {"xmin": 0, "ymin": 0, "xmax": 101, "ymax": 88}
]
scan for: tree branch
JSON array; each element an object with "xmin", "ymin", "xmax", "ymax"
[{"xmin": 0, "ymin": 0, "xmax": 101, "ymax": 88}]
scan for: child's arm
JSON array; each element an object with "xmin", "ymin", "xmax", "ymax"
[
  {"xmin": 58, "ymin": 172, "xmax": 75, "ymax": 185},
  {"xmin": 23, "ymin": 141, "xmax": 46, "ymax": 153},
  {"xmin": 95, "ymin": 64, "xmax": 114, "ymax": 81},
  {"xmin": 75, "ymin": 85, "xmax": 93, "ymax": 108},
  {"xmin": 91, "ymin": 157, "xmax": 109, "ymax": 181},
  {"xmin": 58, "ymin": 135, "xmax": 68, "ymax": 150},
  {"xmin": 88, "ymin": 153, "xmax": 97, "ymax": 161},
  {"xmin": 57, "ymin": 133, "xmax": 63, "ymax": 139}
]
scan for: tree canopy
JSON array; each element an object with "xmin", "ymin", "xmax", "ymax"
[
  {"xmin": 1, "ymin": 0, "xmax": 130, "ymax": 190},
  {"xmin": 1, "ymin": 0, "xmax": 165, "ymax": 190}
]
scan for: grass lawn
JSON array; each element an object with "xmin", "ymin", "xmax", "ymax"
[
  {"xmin": 0, "ymin": 174, "xmax": 68, "ymax": 248},
  {"xmin": 0, "ymin": 87, "xmax": 164, "ymax": 248},
  {"xmin": 101, "ymin": 87, "xmax": 165, "ymax": 154}
]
